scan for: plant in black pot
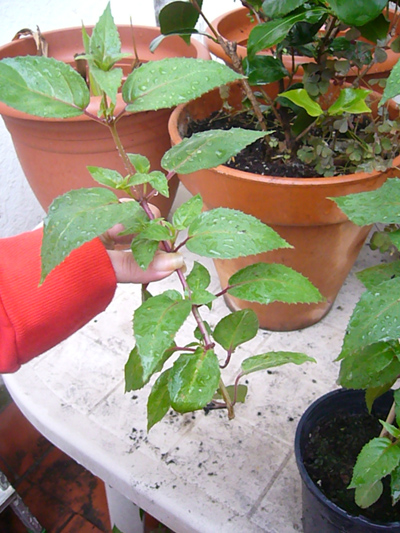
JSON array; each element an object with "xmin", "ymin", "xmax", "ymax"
[
  {"xmin": 153, "ymin": 0, "xmax": 400, "ymax": 332},
  {"xmin": 0, "ymin": 3, "xmax": 323, "ymax": 429},
  {"xmin": 295, "ymin": 172, "xmax": 400, "ymax": 531}
]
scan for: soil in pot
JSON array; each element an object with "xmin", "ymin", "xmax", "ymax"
[{"xmin": 303, "ymin": 406, "xmax": 400, "ymax": 524}]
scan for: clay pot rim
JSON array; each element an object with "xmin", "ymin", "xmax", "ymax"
[
  {"xmin": 0, "ymin": 24, "xmax": 210, "ymax": 123},
  {"xmin": 168, "ymin": 88, "xmax": 400, "ymax": 187},
  {"xmin": 207, "ymin": 6, "xmax": 399, "ymax": 75}
]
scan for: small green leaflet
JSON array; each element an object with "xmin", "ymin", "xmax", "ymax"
[
  {"xmin": 162, "ymin": 128, "xmax": 267, "ymax": 175},
  {"xmin": 0, "ymin": 56, "xmax": 90, "ymax": 117},
  {"xmin": 123, "ymin": 58, "xmax": 242, "ymax": 112},
  {"xmin": 214, "ymin": 310, "xmax": 259, "ymax": 352},
  {"xmin": 228, "ymin": 263, "xmax": 322, "ymax": 305},
  {"xmin": 41, "ymin": 188, "xmax": 144, "ymax": 281},
  {"xmin": 147, "ymin": 369, "xmax": 172, "ymax": 431},
  {"xmin": 279, "ymin": 89, "xmax": 323, "ymax": 117},
  {"xmin": 241, "ymin": 351, "xmax": 316, "ymax": 375},
  {"xmin": 172, "ymin": 194, "xmax": 203, "ymax": 230},
  {"xmin": 187, "ymin": 208, "xmax": 290, "ymax": 259}
]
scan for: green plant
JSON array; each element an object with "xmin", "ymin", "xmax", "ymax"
[
  {"xmin": 155, "ymin": 0, "xmax": 400, "ymax": 177},
  {"xmin": 331, "ymin": 176, "xmax": 400, "ymax": 510},
  {"xmin": 0, "ymin": 4, "xmax": 320, "ymax": 429}
]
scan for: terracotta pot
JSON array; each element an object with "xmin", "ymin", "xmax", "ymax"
[
  {"xmin": 0, "ymin": 26, "xmax": 210, "ymax": 215},
  {"xmin": 206, "ymin": 7, "xmax": 400, "ymax": 87},
  {"xmin": 168, "ymin": 83, "xmax": 400, "ymax": 331}
]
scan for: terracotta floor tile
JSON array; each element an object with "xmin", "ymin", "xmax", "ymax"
[{"xmin": 59, "ymin": 513, "xmax": 106, "ymax": 532}]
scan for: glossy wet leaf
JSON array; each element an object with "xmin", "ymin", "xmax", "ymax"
[
  {"xmin": 87, "ymin": 166, "xmax": 125, "ymax": 188},
  {"xmin": 380, "ymin": 421, "xmax": 400, "ymax": 439},
  {"xmin": 331, "ymin": 178, "xmax": 400, "ymax": 226},
  {"xmin": 247, "ymin": 8, "xmax": 326, "ymax": 57},
  {"xmin": 338, "ymin": 341, "xmax": 400, "ymax": 389},
  {"xmin": 127, "ymin": 154, "xmax": 151, "ymax": 174},
  {"xmin": 125, "ymin": 345, "xmax": 174, "ymax": 391},
  {"xmin": 147, "ymin": 369, "xmax": 171, "ymax": 431},
  {"xmin": 339, "ymin": 277, "xmax": 400, "ymax": 358},
  {"xmin": 328, "ymin": 88, "xmax": 372, "ymax": 115},
  {"xmin": 391, "ymin": 464, "xmax": 400, "ymax": 505},
  {"xmin": 261, "ymin": 0, "xmax": 307, "ymax": 18},
  {"xmin": 169, "ymin": 348, "xmax": 220, "ymax": 412},
  {"xmin": 88, "ymin": 64, "xmax": 123, "ymax": 104},
  {"xmin": 123, "ymin": 58, "xmax": 242, "ymax": 112},
  {"xmin": 381, "ymin": 58, "xmax": 400, "ymax": 105},
  {"xmin": 356, "ymin": 261, "xmax": 400, "ymax": 291},
  {"xmin": 326, "ymin": 0, "xmax": 388, "ymax": 26},
  {"xmin": 130, "ymin": 237, "xmax": 160, "ymax": 270},
  {"xmin": 186, "ymin": 261, "xmax": 211, "ymax": 291},
  {"xmin": 126, "ymin": 171, "xmax": 169, "ymax": 197},
  {"xmin": 228, "ymin": 263, "xmax": 322, "ymax": 304},
  {"xmin": 133, "ymin": 291, "xmax": 192, "ymax": 383},
  {"xmin": 279, "ymin": 89, "xmax": 323, "ymax": 117},
  {"xmin": 214, "ymin": 310, "xmax": 259, "ymax": 352},
  {"xmin": 89, "ymin": 2, "xmax": 122, "ymax": 70},
  {"xmin": 187, "ymin": 209, "xmax": 290, "ymax": 259},
  {"xmin": 350, "ymin": 437, "xmax": 400, "ymax": 489},
  {"xmin": 355, "ymin": 481, "xmax": 383, "ymax": 509},
  {"xmin": 162, "ymin": 128, "xmax": 267, "ymax": 175},
  {"xmin": 395, "ymin": 389, "xmax": 400, "ymax": 428},
  {"xmin": 243, "ymin": 56, "xmax": 288, "ymax": 85},
  {"xmin": 0, "ymin": 56, "xmax": 90, "ymax": 117},
  {"xmin": 41, "ymin": 188, "xmax": 143, "ymax": 281},
  {"xmin": 172, "ymin": 194, "xmax": 203, "ymax": 230},
  {"xmin": 158, "ymin": 0, "xmax": 202, "ymax": 44},
  {"xmin": 241, "ymin": 351, "xmax": 315, "ymax": 375}
]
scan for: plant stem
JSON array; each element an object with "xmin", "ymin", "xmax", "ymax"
[
  {"xmin": 379, "ymin": 401, "xmax": 397, "ymax": 438},
  {"xmin": 218, "ymin": 378, "xmax": 235, "ymax": 419}
]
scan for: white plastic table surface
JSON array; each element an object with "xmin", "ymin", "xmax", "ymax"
[{"xmin": 3, "ymin": 238, "xmax": 379, "ymax": 533}]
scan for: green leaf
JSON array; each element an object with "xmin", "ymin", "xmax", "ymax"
[
  {"xmin": 87, "ymin": 166, "xmax": 125, "ymax": 188},
  {"xmin": 159, "ymin": 0, "xmax": 202, "ymax": 45},
  {"xmin": 380, "ymin": 421, "xmax": 400, "ymax": 439},
  {"xmin": 0, "ymin": 56, "xmax": 90, "ymax": 117},
  {"xmin": 366, "ymin": 382, "xmax": 396, "ymax": 412},
  {"xmin": 126, "ymin": 171, "xmax": 169, "ymax": 198},
  {"xmin": 89, "ymin": 2, "xmax": 123, "ymax": 70},
  {"xmin": 214, "ymin": 384, "xmax": 248, "ymax": 403},
  {"xmin": 133, "ymin": 291, "xmax": 192, "ymax": 383},
  {"xmin": 241, "ymin": 351, "xmax": 316, "ymax": 375},
  {"xmin": 350, "ymin": 437, "xmax": 400, "ymax": 489},
  {"xmin": 130, "ymin": 237, "xmax": 159, "ymax": 270},
  {"xmin": 356, "ymin": 261, "xmax": 400, "ymax": 291},
  {"xmin": 326, "ymin": 0, "xmax": 388, "ymax": 26},
  {"xmin": 331, "ymin": 178, "xmax": 400, "ymax": 226},
  {"xmin": 328, "ymin": 88, "xmax": 372, "ymax": 115},
  {"xmin": 243, "ymin": 56, "xmax": 288, "ymax": 85},
  {"xmin": 41, "ymin": 188, "xmax": 144, "ymax": 281},
  {"xmin": 388, "ymin": 231, "xmax": 400, "ymax": 252},
  {"xmin": 147, "ymin": 369, "xmax": 172, "ymax": 431},
  {"xmin": 125, "ymin": 346, "xmax": 148, "ymax": 391},
  {"xmin": 339, "ymin": 278, "xmax": 400, "ymax": 358},
  {"xmin": 88, "ymin": 64, "xmax": 123, "ymax": 104},
  {"xmin": 279, "ymin": 89, "xmax": 323, "ymax": 117},
  {"xmin": 139, "ymin": 220, "xmax": 171, "ymax": 241},
  {"xmin": 354, "ymin": 481, "xmax": 383, "ymax": 509},
  {"xmin": 172, "ymin": 194, "xmax": 203, "ymax": 230},
  {"xmin": 395, "ymin": 389, "xmax": 400, "ymax": 428},
  {"xmin": 228, "ymin": 263, "xmax": 323, "ymax": 305},
  {"xmin": 261, "ymin": 0, "xmax": 307, "ymax": 18},
  {"xmin": 391, "ymin": 464, "xmax": 400, "ymax": 505},
  {"xmin": 380, "ymin": 58, "xmax": 400, "ymax": 105},
  {"xmin": 358, "ymin": 13, "xmax": 390, "ymax": 44},
  {"xmin": 338, "ymin": 341, "xmax": 400, "ymax": 389},
  {"xmin": 186, "ymin": 261, "xmax": 211, "ymax": 291},
  {"xmin": 127, "ymin": 154, "xmax": 151, "ymax": 174},
  {"xmin": 187, "ymin": 208, "xmax": 290, "ymax": 259},
  {"xmin": 247, "ymin": 8, "xmax": 326, "ymax": 57},
  {"xmin": 214, "ymin": 310, "xmax": 259, "ymax": 352},
  {"xmin": 168, "ymin": 348, "xmax": 221, "ymax": 412},
  {"xmin": 162, "ymin": 128, "xmax": 267, "ymax": 175},
  {"xmin": 123, "ymin": 58, "xmax": 242, "ymax": 112}
]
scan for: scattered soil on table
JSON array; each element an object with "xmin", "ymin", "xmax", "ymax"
[{"xmin": 303, "ymin": 408, "xmax": 400, "ymax": 524}]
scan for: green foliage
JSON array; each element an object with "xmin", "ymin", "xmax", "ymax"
[{"xmin": 4, "ymin": 3, "xmax": 319, "ymax": 429}]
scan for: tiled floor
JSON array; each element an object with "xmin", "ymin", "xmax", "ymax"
[{"xmin": 0, "ymin": 384, "xmax": 112, "ymax": 532}]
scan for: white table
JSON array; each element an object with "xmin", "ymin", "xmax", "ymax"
[{"xmin": 3, "ymin": 228, "xmax": 379, "ymax": 533}]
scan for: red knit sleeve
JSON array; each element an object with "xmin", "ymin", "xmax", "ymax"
[{"xmin": 0, "ymin": 228, "xmax": 117, "ymax": 373}]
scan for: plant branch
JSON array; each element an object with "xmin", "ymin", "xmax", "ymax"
[
  {"xmin": 218, "ymin": 378, "xmax": 235, "ymax": 419},
  {"xmin": 379, "ymin": 401, "xmax": 397, "ymax": 438}
]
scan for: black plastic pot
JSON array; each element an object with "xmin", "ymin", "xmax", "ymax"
[{"xmin": 295, "ymin": 388, "xmax": 400, "ymax": 532}]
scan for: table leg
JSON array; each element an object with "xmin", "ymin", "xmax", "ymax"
[{"xmin": 105, "ymin": 484, "xmax": 143, "ymax": 533}]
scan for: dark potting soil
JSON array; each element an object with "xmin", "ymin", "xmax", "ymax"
[
  {"xmin": 186, "ymin": 110, "xmax": 319, "ymax": 178},
  {"xmin": 303, "ymin": 408, "xmax": 400, "ymax": 524}
]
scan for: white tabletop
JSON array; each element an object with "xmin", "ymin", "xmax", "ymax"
[{"xmin": 3, "ymin": 223, "xmax": 379, "ymax": 533}]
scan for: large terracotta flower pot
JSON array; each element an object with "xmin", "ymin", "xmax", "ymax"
[
  {"xmin": 206, "ymin": 7, "xmax": 400, "ymax": 87},
  {"xmin": 0, "ymin": 26, "xmax": 210, "ymax": 215},
  {"xmin": 168, "ymin": 83, "xmax": 400, "ymax": 331}
]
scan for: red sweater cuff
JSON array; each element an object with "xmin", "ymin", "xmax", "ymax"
[{"xmin": 0, "ymin": 228, "xmax": 117, "ymax": 372}]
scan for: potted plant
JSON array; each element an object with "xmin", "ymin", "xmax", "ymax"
[
  {"xmin": 0, "ymin": 2, "xmax": 210, "ymax": 216},
  {"xmin": 0, "ymin": 3, "xmax": 322, "ymax": 429},
  {"xmin": 295, "ymin": 172, "xmax": 400, "ymax": 530},
  {"xmin": 156, "ymin": 0, "xmax": 400, "ymax": 331}
]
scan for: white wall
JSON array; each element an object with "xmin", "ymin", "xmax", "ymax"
[{"xmin": 0, "ymin": 0, "xmax": 236, "ymax": 238}]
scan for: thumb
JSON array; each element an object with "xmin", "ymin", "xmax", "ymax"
[{"xmin": 108, "ymin": 249, "xmax": 185, "ymax": 284}]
